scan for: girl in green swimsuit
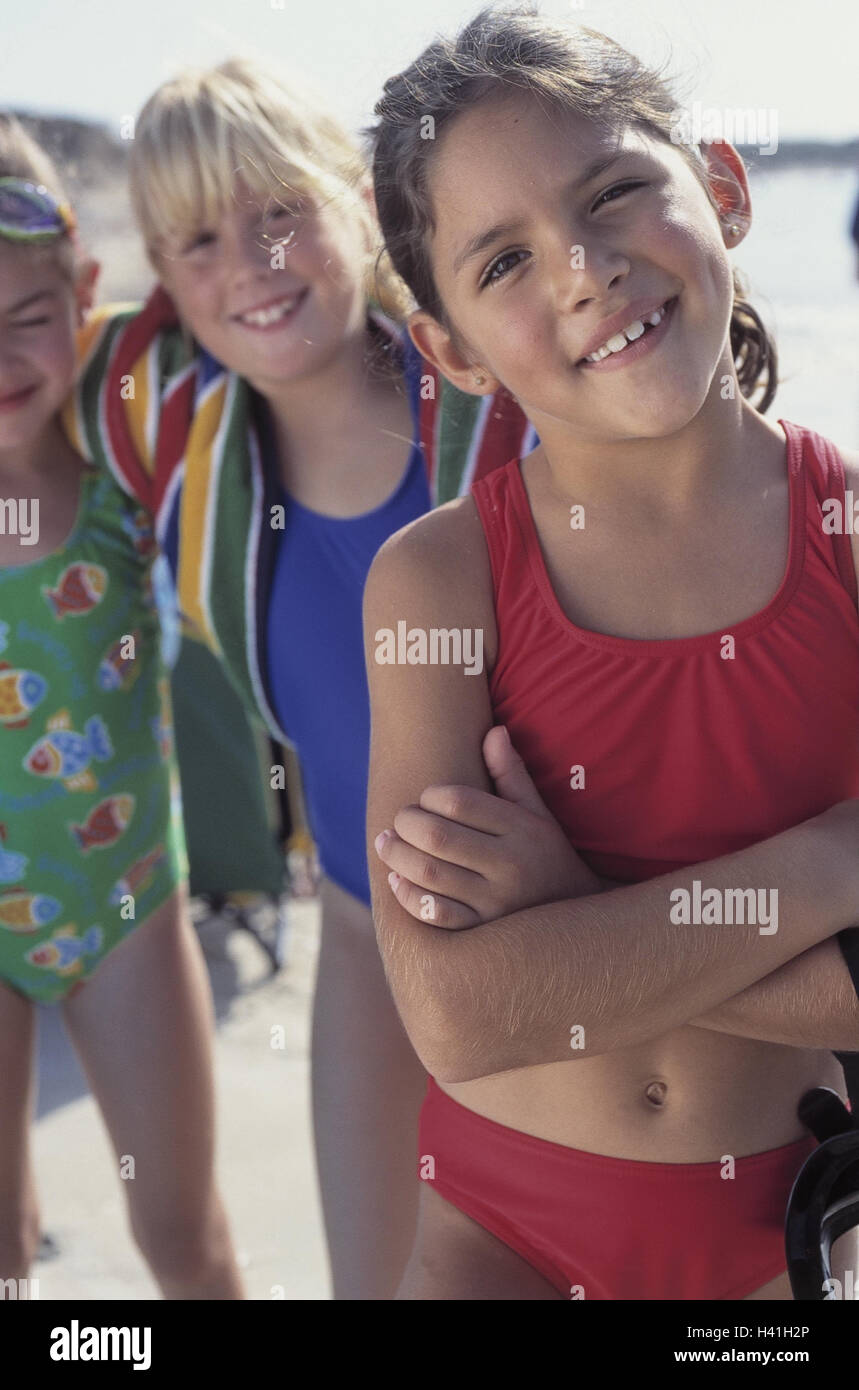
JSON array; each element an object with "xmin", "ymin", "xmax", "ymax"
[{"xmin": 0, "ymin": 117, "xmax": 243, "ymax": 1297}]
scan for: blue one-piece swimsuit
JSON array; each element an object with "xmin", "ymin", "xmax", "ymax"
[{"xmin": 262, "ymin": 342, "xmax": 431, "ymax": 906}]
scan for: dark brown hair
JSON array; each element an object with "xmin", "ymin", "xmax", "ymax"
[{"xmin": 366, "ymin": 5, "xmax": 777, "ymax": 411}]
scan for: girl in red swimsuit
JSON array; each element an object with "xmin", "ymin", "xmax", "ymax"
[{"xmin": 363, "ymin": 9, "xmax": 859, "ymax": 1299}]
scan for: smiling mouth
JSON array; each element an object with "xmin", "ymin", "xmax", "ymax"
[
  {"xmin": 233, "ymin": 289, "xmax": 308, "ymax": 328},
  {"xmin": 578, "ymin": 297, "xmax": 677, "ymax": 366}
]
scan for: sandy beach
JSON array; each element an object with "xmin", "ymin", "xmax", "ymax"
[{"xmin": 31, "ymin": 897, "xmax": 329, "ymax": 1301}]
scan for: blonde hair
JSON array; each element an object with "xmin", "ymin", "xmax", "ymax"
[{"xmin": 129, "ymin": 57, "xmax": 411, "ymax": 322}]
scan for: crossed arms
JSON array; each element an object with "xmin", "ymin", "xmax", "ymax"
[{"xmin": 363, "ymin": 508, "xmax": 859, "ymax": 1084}]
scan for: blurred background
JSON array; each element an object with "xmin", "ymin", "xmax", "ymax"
[
  {"xmin": 3, "ymin": 0, "xmax": 858, "ymax": 1299},
  {"xmin": 5, "ymin": 0, "xmax": 859, "ymax": 443}
]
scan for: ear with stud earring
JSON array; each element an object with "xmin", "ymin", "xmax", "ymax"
[{"xmin": 473, "ymin": 371, "xmax": 486, "ymax": 386}]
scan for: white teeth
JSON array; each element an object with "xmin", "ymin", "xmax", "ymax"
[
  {"xmin": 239, "ymin": 295, "xmax": 300, "ymax": 326},
  {"xmin": 584, "ymin": 301, "xmax": 669, "ymax": 362}
]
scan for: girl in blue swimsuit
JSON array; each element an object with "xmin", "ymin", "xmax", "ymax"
[{"xmin": 67, "ymin": 59, "xmax": 535, "ymax": 1297}]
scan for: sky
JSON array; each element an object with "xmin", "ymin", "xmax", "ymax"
[{"xmin": 2, "ymin": 0, "xmax": 857, "ymax": 143}]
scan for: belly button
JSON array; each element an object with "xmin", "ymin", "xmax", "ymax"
[{"xmin": 645, "ymin": 1080, "xmax": 668, "ymax": 1107}]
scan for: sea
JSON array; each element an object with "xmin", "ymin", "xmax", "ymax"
[{"xmin": 740, "ymin": 163, "xmax": 859, "ymax": 449}]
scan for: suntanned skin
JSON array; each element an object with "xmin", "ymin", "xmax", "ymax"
[
  {"xmin": 363, "ymin": 93, "xmax": 859, "ymax": 1299},
  {"xmin": 365, "ymin": 458, "xmax": 857, "ymax": 1134},
  {"xmin": 365, "ymin": 439, "xmax": 859, "ymax": 1303}
]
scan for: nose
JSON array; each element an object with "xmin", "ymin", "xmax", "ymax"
[
  {"xmin": 549, "ymin": 221, "xmax": 631, "ymax": 315},
  {"xmin": 221, "ymin": 217, "xmax": 278, "ymax": 286}
]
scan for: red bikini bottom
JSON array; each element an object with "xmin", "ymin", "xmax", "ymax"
[{"xmin": 419, "ymin": 1076, "xmax": 818, "ymax": 1300}]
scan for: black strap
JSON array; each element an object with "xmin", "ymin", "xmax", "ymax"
[{"xmin": 838, "ymin": 927, "xmax": 859, "ymax": 995}]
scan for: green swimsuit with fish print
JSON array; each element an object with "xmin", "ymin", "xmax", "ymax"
[{"xmin": 0, "ymin": 464, "xmax": 187, "ymax": 1003}]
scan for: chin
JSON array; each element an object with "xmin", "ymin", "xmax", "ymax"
[
  {"xmin": 0, "ymin": 424, "xmax": 42, "ymax": 452},
  {"xmin": 627, "ymin": 382, "xmax": 713, "ymax": 438},
  {"xmin": 631, "ymin": 406, "xmax": 697, "ymax": 439}
]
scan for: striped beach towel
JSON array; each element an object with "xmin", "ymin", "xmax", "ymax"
[{"xmin": 63, "ymin": 284, "xmax": 538, "ymax": 743}]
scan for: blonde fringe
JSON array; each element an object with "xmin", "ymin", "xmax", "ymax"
[{"xmin": 128, "ymin": 57, "xmax": 411, "ymax": 324}]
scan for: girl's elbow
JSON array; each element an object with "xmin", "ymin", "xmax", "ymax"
[
  {"xmin": 392, "ymin": 981, "xmax": 487, "ymax": 1082},
  {"xmin": 397, "ymin": 998, "xmax": 476, "ymax": 1081}
]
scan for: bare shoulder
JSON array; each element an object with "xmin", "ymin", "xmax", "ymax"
[
  {"xmin": 364, "ymin": 494, "xmax": 497, "ymax": 668},
  {"xmin": 369, "ymin": 493, "xmax": 488, "ymax": 579}
]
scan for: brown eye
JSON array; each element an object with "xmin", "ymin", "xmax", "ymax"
[
  {"xmin": 480, "ymin": 249, "xmax": 529, "ymax": 289},
  {"xmin": 592, "ymin": 180, "xmax": 645, "ymax": 211}
]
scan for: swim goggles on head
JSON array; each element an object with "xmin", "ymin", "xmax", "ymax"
[{"xmin": 0, "ymin": 177, "xmax": 77, "ymax": 243}]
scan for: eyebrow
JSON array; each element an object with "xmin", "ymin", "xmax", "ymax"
[{"xmin": 451, "ymin": 152, "xmax": 626, "ymax": 277}]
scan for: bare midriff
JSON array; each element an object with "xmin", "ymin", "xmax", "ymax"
[{"xmin": 438, "ymin": 1029, "xmax": 843, "ymax": 1161}]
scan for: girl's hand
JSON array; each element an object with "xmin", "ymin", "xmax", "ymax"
[{"xmin": 374, "ymin": 725, "xmax": 604, "ymax": 928}]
